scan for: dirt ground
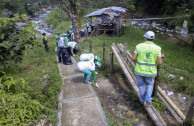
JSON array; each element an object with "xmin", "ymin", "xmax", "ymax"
[{"xmin": 95, "ymin": 71, "xmax": 191, "ymax": 126}]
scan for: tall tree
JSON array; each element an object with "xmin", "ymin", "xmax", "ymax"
[{"xmin": 58, "ymin": 0, "xmax": 81, "ymax": 50}]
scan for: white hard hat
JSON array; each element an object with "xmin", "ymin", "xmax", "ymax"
[{"xmin": 144, "ymin": 31, "xmax": 155, "ymax": 39}]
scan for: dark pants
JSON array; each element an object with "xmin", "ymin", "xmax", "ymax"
[
  {"xmin": 57, "ymin": 47, "xmax": 62, "ymax": 62},
  {"xmin": 43, "ymin": 42, "xmax": 49, "ymax": 52}
]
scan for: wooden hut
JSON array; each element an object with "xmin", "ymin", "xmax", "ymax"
[{"xmin": 85, "ymin": 6, "xmax": 127, "ymax": 36}]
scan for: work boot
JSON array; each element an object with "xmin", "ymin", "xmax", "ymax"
[{"xmin": 58, "ymin": 58, "xmax": 61, "ymax": 63}]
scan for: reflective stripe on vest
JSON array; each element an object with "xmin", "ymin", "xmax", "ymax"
[
  {"xmin": 135, "ymin": 41, "xmax": 161, "ymax": 77},
  {"xmin": 137, "ymin": 61, "xmax": 156, "ymax": 66},
  {"xmin": 135, "ymin": 71, "xmax": 157, "ymax": 77}
]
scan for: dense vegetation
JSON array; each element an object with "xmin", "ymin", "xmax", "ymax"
[
  {"xmin": 0, "ymin": 14, "xmax": 37, "ymax": 69},
  {"xmin": 1, "ymin": 38, "xmax": 62, "ymax": 125},
  {"xmin": 0, "ymin": 13, "xmax": 62, "ymax": 125}
]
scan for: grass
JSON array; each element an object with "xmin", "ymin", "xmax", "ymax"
[
  {"xmin": 79, "ymin": 26, "xmax": 194, "ymax": 96},
  {"xmin": 3, "ymin": 37, "xmax": 62, "ymax": 125}
]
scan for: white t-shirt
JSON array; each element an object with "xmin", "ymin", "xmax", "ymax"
[
  {"xmin": 77, "ymin": 61, "xmax": 95, "ymax": 71},
  {"xmin": 79, "ymin": 53, "xmax": 94, "ymax": 62},
  {"xmin": 58, "ymin": 37, "xmax": 66, "ymax": 47},
  {"xmin": 68, "ymin": 41, "xmax": 77, "ymax": 48}
]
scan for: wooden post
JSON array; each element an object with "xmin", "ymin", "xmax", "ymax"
[
  {"xmin": 184, "ymin": 98, "xmax": 194, "ymax": 126},
  {"xmin": 110, "ymin": 52, "xmax": 113, "ymax": 74},
  {"xmin": 152, "ymin": 65, "xmax": 161, "ymax": 97},
  {"xmin": 90, "ymin": 40, "xmax": 92, "ymax": 53},
  {"xmin": 103, "ymin": 41, "xmax": 106, "ymax": 62},
  {"xmin": 124, "ymin": 43, "xmax": 127, "ymax": 61}
]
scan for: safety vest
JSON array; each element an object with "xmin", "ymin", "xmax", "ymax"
[
  {"xmin": 135, "ymin": 41, "xmax": 161, "ymax": 77},
  {"xmin": 42, "ymin": 36, "xmax": 47, "ymax": 41}
]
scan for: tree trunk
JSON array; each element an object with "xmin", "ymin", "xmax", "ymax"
[
  {"xmin": 59, "ymin": 0, "xmax": 81, "ymax": 51},
  {"xmin": 71, "ymin": 16, "xmax": 81, "ymax": 51}
]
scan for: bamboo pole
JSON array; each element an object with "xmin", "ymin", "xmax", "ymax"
[
  {"xmin": 117, "ymin": 44, "xmax": 135, "ymax": 68},
  {"xmin": 111, "ymin": 46, "xmax": 139, "ymax": 94},
  {"xmin": 119, "ymin": 43, "xmax": 132, "ymax": 58},
  {"xmin": 113, "ymin": 44, "xmax": 137, "ymax": 83},
  {"xmin": 157, "ymin": 92, "xmax": 182, "ymax": 123},
  {"xmin": 158, "ymin": 87, "xmax": 186, "ymax": 120},
  {"xmin": 111, "ymin": 45, "xmax": 166, "ymax": 126}
]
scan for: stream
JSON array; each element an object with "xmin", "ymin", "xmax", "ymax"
[{"xmin": 29, "ymin": 8, "xmax": 54, "ymax": 37}]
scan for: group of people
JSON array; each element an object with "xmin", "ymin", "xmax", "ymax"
[
  {"xmin": 86, "ymin": 22, "xmax": 94, "ymax": 36},
  {"xmin": 42, "ymin": 29, "xmax": 164, "ymax": 105},
  {"xmin": 42, "ymin": 31, "xmax": 101, "ymax": 88},
  {"xmin": 55, "ymin": 32, "xmax": 78, "ymax": 65}
]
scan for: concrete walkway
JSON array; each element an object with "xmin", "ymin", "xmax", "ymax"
[{"xmin": 57, "ymin": 58, "xmax": 109, "ymax": 126}]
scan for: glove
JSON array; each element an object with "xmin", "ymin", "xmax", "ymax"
[{"xmin": 55, "ymin": 47, "xmax": 57, "ymax": 52}]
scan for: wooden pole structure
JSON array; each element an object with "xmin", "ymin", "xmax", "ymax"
[
  {"xmin": 183, "ymin": 98, "xmax": 194, "ymax": 126},
  {"xmin": 89, "ymin": 40, "xmax": 92, "ymax": 53},
  {"xmin": 117, "ymin": 44, "xmax": 135, "ymax": 68},
  {"xmin": 118, "ymin": 43, "xmax": 185, "ymax": 123},
  {"xmin": 113, "ymin": 43, "xmax": 137, "ymax": 83},
  {"xmin": 119, "ymin": 43, "xmax": 132, "ymax": 58},
  {"xmin": 152, "ymin": 65, "xmax": 160, "ymax": 97},
  {"xmin": 111, "ymin": 44, "xmax": 166, "ymax": 126},
  {"xmin": 103, "ymin": 41, "xmax": 106, "ymax": 62},
  {"xmin": 110, "ymin": 52, "xmax": 113, "ymax": 74}
]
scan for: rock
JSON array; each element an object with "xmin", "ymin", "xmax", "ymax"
[
  {"xmin": 125, "ymin": 110, "xmax": 135, "ymax": 118},
  {"xmin": 117, "ymin": 105, "xmax": 128, "ymax": 111}
]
